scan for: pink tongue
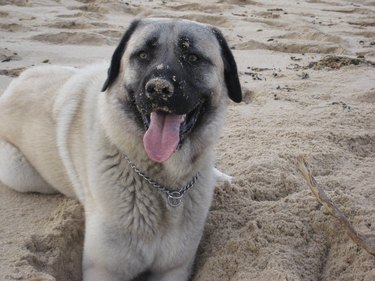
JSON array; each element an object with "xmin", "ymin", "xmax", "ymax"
[{"xmin": 143, "ymin": 112, "xmax": 183, "ymax": 163}]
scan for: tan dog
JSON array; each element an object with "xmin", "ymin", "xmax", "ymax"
[{"xmin": 0, "ymin": 18, "xmax": 241, "ymax": 281}]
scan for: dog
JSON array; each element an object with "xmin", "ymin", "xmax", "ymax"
[{"xmin": 0, "ymin": 18, "xmax": 241, "ymax": 281}]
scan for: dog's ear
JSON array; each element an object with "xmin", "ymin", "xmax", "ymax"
[
  {"xmin": 102, "ymin": 20, "xmax": 140, "ymax": 92},
  {"xmin": 212, "ymin": 28, "xmax": 242, "ymax": 103}
]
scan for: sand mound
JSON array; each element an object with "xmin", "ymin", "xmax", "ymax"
[
  {"xmin": 24, "ymin": 200, "xmax": 84, "ymax": 281},
  {"xmin": 0, "ymin": 0, "xmax": 374, "ymax": 280},
  {"xmin": 0, "ymin": 48, "xmax": 21, "ymax": 63},
  {"xmin": 234, "ymin": 39, "xmax": 345, "ymax": 54},
  {"xmin": 31, "ymin": 31, "xmax": 115, "ymax": 45},
  {"xmin": 306, "ymin": 55, "xmax": 375, "ymax": 70},
  {"xmin": 0, "ymin": 0, "xmax": 30, "ymax": 6}
]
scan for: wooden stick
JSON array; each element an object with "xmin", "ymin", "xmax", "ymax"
[{"xmin": 296, "ymin": 155, "xmax": 375, "ymax": 256}]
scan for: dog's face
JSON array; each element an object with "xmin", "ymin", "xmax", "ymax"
[{"xmin": 102, "ymin": 19, "xmax": 241, "ymax": 163}]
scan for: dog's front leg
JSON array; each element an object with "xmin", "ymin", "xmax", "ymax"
[
  {"xmin": 148, "ymin": 259, "xmax": 194, "ymax": 281},
  {"xmin": 82, "ymin": 212, "xmax": 145, "ymax": 281},
  {"xmin": 213, "ymin": 167, "xmax": 233, "ymax": 183},
  {"xmin": 83, "ymin": 267, "xmax": 122, "ymax": 281},
  {"xmin": 82, "ymin": 232, "xmax": 125, "ymax": 281}
]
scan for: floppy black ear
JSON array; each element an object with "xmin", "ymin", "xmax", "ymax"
[
  {"xmin": 212, "ymin": 28, "xmax": 242, "ymax": 103},
  {"xmin": 101, "ymin": 20, "xmax": 140, "ymax": 92}
]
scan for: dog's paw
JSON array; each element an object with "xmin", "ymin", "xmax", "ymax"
[
  {"xmin": 28, "ymin": 275, "xmax": 56, "ymax": 281},
  {"xmin": 213, "ymin": 167, "xmax": 233, "ymax": 183}
]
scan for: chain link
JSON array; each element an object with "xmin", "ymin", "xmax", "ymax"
[{"xmin": 123, "ymin": 154, "xmax": 199, "ymax": 207}]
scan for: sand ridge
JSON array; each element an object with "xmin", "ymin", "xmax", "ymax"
[{"xmin": 0, "ymin": 0, "xmax": 374, "ymax": 280}]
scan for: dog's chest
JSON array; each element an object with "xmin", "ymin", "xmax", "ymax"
[
  {"xmin": 115, "ymin": 178, "xmax": 166, "ymax": 238},
  {"xmin": 94, "ymin": 154, "xmax": 161, "ymax": 236},
  {"xmin": 95, "ymin": 151, "xmax": 207, "ymax": 266},
  {"xmin": 110, "ymin": 180, "xmax": 198, "ymax": 268}
]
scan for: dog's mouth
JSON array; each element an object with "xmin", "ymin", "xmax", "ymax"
[{"xmin": 140, "ymin": 101, "xmax": 205, "ymax": 163}]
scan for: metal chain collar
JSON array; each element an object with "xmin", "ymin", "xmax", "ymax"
[{"xmin": 123, "ymin": 154, "xmax": 199, "ymax": 207}]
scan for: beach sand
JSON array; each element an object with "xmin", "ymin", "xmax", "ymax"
[{"xmin": 0, "ymin": 0, "xmax": 374, "ymax": 280}]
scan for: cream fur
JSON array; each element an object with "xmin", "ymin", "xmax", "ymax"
[{"xmin": 0, "ymin": 19, "xmax": 234, "ymax": 281}]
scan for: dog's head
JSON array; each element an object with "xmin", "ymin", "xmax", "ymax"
[{"xmin": 102, "ymin": 18, "xmax": 241, "ymax": 163}]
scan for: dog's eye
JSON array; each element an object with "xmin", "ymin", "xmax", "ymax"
[
  {"xmin": 188, "ymin": 54, "xmax": 199, "ymax": 62},
  {"xmin": 138, "ymin": 51, "xmax": 148, "ymax": 60}
]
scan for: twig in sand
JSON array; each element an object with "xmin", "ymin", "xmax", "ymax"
[{"xmin": 296, "ymin": 155, "xmax": 375, "ymax": 256}]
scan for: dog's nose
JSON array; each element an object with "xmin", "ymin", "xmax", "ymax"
[{"xmin": 145, "ymin": 78, "xmax": 174, "ymax": 99}]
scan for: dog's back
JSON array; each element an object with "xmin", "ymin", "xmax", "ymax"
[
  {"xmin": 0, "ymin": 65, "xmax": 77, "ymax": 138},
  {"xmin": 0, "ymin": 66, "xmax": 78, "ymax": 196}
]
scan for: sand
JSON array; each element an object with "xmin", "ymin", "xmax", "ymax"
[{"xmin": 0, "ymin": 0, "xmax": 374, "ymax": 280}]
